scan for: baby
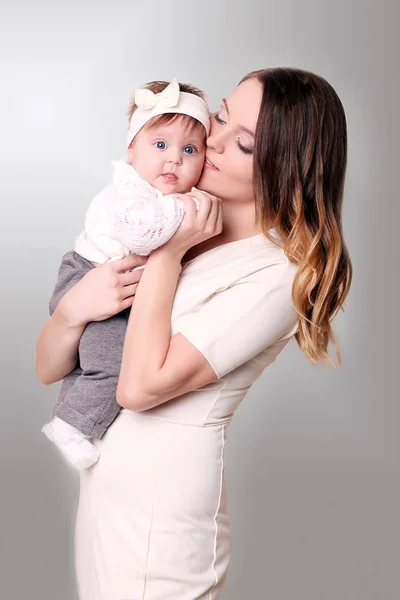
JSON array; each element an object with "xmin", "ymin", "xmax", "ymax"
[{"xmin": 41, "ymin": 78, "xmax": 210, "ymax": 470}]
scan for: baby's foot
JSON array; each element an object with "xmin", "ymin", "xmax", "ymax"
[{"xmin": 41, "ymin": 417, "xmax": 100, "ymax": 471}]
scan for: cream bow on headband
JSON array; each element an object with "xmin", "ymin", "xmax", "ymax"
[
  {"xmin": 134, "ymin": 78, "xmax": 180, "ymax": 110},
  {"xmin": 127, "ymin": 78, "xmax": 210, "ymax": 147}
]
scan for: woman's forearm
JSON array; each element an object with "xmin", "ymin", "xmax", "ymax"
[
  {"xmin": 116, "ymin": 247, "xmax": 182, "ymax": 406},
  {"xmin": 35, "ymin": 304, "xmax": 85, "ymax": 385}
]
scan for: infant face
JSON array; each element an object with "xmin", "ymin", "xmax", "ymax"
[{"xmin": 127, "ymin": 116, "xmax": 206, "ymax": 195}]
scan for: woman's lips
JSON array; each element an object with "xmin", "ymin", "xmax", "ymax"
[
  {"xmin": 162, "ymin": 173, "xmax": 178, "ymax": 183},
  {"xmin": 205, "ymin": 157, "xmax": 219, "ymax": 171}
]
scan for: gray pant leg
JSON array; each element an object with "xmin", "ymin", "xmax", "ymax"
[
  {"xmin": 48, "ymin": 251, "xmax": 91, "ymax": 413},
  {"xmin": 48, "ymin": 251, "xmax": 92, "ymax": 406},
  {"xmin": 49, "ymin": 250, "xmax": 96, "ymax": 316},
  {"xmin": 49, "ymin": 251, "xmax": 130, "ymax": 439},
  {"xmin": 53, "ymin": 312, "xmax": 129, "ymax": 438}
]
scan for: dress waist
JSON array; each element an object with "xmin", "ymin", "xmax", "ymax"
[{"xmin": 120, "ymin": 408, "xmax": 232, "ymax": 428}]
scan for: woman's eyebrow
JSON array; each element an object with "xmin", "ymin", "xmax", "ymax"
[{"xmin": 222, "ymin": 98, "xmax": 255, "ymax": 137}]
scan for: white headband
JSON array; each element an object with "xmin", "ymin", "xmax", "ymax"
[{"xmin": 126, "ymin": 78, "xmax": 210, "ymax": 147}]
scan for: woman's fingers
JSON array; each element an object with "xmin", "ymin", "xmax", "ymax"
[
  {"xmin": 110, "ymin": 254, "xmax": 148, "ymax": 273},
  {"xmin": 177, "ymin": 193, "xmax": 203, "ymax": 218},
  {"xmin": 216, "ymin": 198, "xmax": 223, "ymax": 232},
  {"xmin": 177, "ymin": 190, "xmax": 218, "ymax": 227},
  {"xmin": 188, "ymin": 190, "xmax": 213, "ymax": 219},
  {"xmin": 189, "ymin": 189, "xmax": 217, "ymax": 203},
  {"xmin": 207, "ymin": 194, "xmax": 220, "ymax": 223},
  {"xmin": 190, "ymin": 190, "xmax": 222, "ymax": 233},
  {"xmin": 119, "ymin": 295, "xmax": 135, "ymax": 311},
  {"xmin": 120, "ymin": 282, "xmax": 139, "ymax": 300},
  {"xmin": 190, "ymin": 187, "xmax": 215, "ymax": 201},
  {"xmin": 119, "ymin": 267, "xmax": 145, "ymax": 286}
]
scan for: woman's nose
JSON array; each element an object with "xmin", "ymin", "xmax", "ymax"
[{"xmin": 206, "ymin": 122, "xmax": 225, "ymax": 154}]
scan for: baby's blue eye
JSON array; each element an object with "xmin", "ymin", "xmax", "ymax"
[
  {"xmin": 184, "ymin": 145, "xmax": 196, "ymax": 155},
  {"xmin": 155, "ymin": 141, "xmax": 166, "ymax": 150}
]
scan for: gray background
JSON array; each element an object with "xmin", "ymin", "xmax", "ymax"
[{"xmin": 1, "ymin": 0, "xmax": 399, "ymax": 598}]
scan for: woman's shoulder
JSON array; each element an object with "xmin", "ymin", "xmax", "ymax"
[
  {"xmin": 237, "ymin": 235, "xmax": 299, "ymax": 331},
  {"xmin": 242, "ymin": 251, "xmax": 298, "ymax": 301},
  {"xmin": 239, "ymin": 230, "xmax": 298, "ymax": 286},
  {"xmin": 179, "ymin": 230, "xmax": 298, "ymax": 304}
]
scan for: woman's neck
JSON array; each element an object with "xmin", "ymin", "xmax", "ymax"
[
  {"xmin": 217, "ymin": 198, "xmax": 263, "ymax": 241},
  {"xmin": 181, "ymin": 201, "xmax": 263, "ymax": 263}
]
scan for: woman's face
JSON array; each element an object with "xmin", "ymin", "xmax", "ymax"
[{"xmin": 196, "ymin": 78, "xmax": 262, "ymax": 203}]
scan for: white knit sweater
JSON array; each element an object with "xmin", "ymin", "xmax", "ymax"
[{"xmin": 74, "ymin": 160, "xmax": 187, "ymax": 263}]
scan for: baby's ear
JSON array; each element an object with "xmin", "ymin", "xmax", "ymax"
[{"xmin": 126, "ymin": 145, "xmax": 134, "ymax": 165}]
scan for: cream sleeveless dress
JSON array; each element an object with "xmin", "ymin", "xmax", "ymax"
[{"xmin": 75, "ymin": 231, "xmax": 299, "ymax": 600}]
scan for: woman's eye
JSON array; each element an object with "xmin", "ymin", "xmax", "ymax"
[
  {"xmin": 213, "ymin": 112, "xmax": 252, "ymax": 154},
  {"xmin": 155, "ymin": 141, "xmax": 166, "ymax": 150},
  {"xmin": 184, "ymin": 145, "xmax": 196, "ymax": 155},
  {"xmin": 236, "ymin": 138, "xmax": 253, "ymax": 155},
  {"xmin": 214, "ymin": 113, "xmax": 226, "ymax": 124}
]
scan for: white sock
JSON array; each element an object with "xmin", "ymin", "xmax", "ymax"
[{"xmin": 41, "ymin": 416, "xmax": 100, "ymax": 470}]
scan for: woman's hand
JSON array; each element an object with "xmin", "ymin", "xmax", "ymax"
[
  {"xmin": 161, "ymin": 190, "xmax": 223, "ymax": 260},
  {"xmin": 58, "ymin": 254, "xmax": 148, "ymax": 328}
]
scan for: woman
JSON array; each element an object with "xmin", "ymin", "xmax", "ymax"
[{"xmin": 35, "ymin": 68, "xmax": 352, "ymax": 599}]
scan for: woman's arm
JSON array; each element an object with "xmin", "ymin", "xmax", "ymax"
[
  {"xmin": 116, "ymin": 248, "xmax": 218, "ymax": 409},
  {"xmin": 116, "ymin": 191, "xmax": 223, "ymax": 410},
  {"xmin": 35, "ymin": 305, "xmax": 85, "ymax": 385},
  {"xmin": 35, "ymin": 253, "xmax": 148, "ymax": 385}
]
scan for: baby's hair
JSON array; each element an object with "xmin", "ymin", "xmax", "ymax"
[{"xmin": 127, "ymin": 80, "xmax": 208, "ymax": 137}]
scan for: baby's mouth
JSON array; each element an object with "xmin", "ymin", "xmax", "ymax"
[{"xmin": 162, "ymin": 173, "xmax": 178, "ymax": 184}]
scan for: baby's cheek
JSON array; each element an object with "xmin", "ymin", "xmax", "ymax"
[
  {"xmin": 197, "ymin": 154, "xmax": 207, "ymax": 173},
  {"xmin": 189, "ymin": 164, "xmax": 204, "ymax": 187}
]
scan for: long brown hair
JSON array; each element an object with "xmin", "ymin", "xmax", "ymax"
[{"xmin": 240, "ymin": 68, "xmax": 352, "ymax": 367}]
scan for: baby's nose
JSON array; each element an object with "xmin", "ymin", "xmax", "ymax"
[{"xmin": 166, "ymin": 148, "xmax": 182, "ymax": 165}]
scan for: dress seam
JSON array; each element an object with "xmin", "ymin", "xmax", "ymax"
[
  {"xmin": 208, "ymin": 423, "xmax": 226, "ymax": 599},
  {"xmin": 141, "ymin": 448, "xmax": 158, "ymax": 599},
  {"xmin": 201, "ymin": 379, "xmax": 229, "ymax": 427}
]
